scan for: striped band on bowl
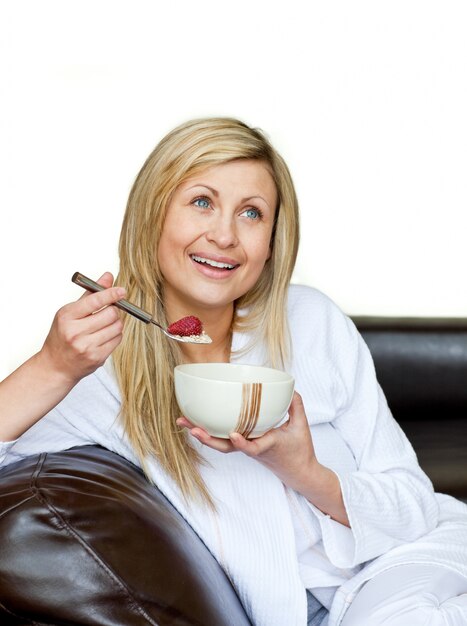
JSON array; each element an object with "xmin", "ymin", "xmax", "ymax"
[{"xmin": 234, "ymin": 382, "xmax": 263, "ymax": 438}]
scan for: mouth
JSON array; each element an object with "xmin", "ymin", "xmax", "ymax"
[{"xmin": 189, "ymin": 253, "xmax": 240, "ymax": 277}]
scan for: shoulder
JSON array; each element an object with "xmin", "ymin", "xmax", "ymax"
[
  {"xmin": 286, "ymin": 284, "xmax": 363, "ymax": 370},
  {"xmin": 287, "ymin": 283, "xmax": 338, "ymax": 313},
  {"xmin": 286, "ymin": 284, "xmax": 355, "ymax": 339}
]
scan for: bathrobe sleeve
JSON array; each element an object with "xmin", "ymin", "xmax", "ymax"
[
  {"xmin": 0, "ymin": 440, "xmax": 17, "ymax": 465},
  {"xmin": 289, "ymin": 287, "xmax": 440, "ymax": 569}
]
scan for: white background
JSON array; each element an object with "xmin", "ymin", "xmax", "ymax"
[{"xmin": 1, "ymin": 0, "xmax": 466, "ymax": 379}]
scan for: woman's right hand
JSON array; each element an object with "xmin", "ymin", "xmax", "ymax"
[{"xmin": 38, "ymin": 272, "xmax": 126, "ymax": 385}]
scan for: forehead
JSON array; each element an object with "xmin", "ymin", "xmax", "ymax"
[{"xmin": 178, "ymin": 160, "xmax": 277, "ymax": 199}]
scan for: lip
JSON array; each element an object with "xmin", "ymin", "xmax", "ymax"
[
  {"xmin": 189, "ymin": 252, "xmax": 240, "ymax": 266},
  {"xmin": 189, "ymin": 252, "xmax": 241, "ymax": 279}
]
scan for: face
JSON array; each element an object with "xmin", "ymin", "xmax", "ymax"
[{"xmin": 157, "ymin": 159, "xmax": 277, "ymax": 314}]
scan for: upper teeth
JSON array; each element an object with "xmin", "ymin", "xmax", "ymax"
[{"xmin": 191, "ymin": 255, "xmax": 235, "ymax": 269}]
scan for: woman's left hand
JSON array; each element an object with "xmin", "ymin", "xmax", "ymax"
[
  {"xmin": 177, "ymin": 391, "xmax": 350, "ymax": 526},
  {"xmin": 177, "ymin": 391, "xmax": 319, "ymax": 495}
]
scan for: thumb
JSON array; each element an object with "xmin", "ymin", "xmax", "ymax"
[{"xmin": 287, "ymin": 391, "xmax": 307, "ymax": 425}]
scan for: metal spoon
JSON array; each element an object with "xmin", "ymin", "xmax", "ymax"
[{"xmin": 72, "ymin": 272, "xmax": 212, "ymax": 344}]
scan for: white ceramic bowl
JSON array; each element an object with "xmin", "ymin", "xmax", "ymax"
[{"xmin": 174, "ymin": 363, "xmax": 294, "ymax": 438}]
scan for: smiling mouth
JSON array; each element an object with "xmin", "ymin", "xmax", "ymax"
[{"xmin": 190, "ymin": 254, "xmax": 239, "ymax": 270}]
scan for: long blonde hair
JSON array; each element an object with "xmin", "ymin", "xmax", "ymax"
[{"xmin": 113, "ymin": 118, "xmax": 300, "ymax": 505}]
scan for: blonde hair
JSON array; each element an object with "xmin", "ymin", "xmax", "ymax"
[{"xmin": 113, "ymin": 118, "xmax": 300, "ymax": 506}]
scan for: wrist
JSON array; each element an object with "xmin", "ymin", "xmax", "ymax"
[
  {"xmin": 296, "ymin": 461, "xmax": 341, "ymax": 508},
  {"xmin": 284, "ymin": 456, "xmax": 323, "ymax": 497},
  {"xmin": 0, "ymin": 350, "xmax": 78, "ymax": 442},
  {"xmin": 296, "ymin": 459, "xmax": 328, "ymax": 499},
  {"xmin": 298, "ymin": 465, "xmax": 350, "ymax": 527},
  {"xmin": 34, "ymin": 348, "xmax": 78, "ymax": 389}
]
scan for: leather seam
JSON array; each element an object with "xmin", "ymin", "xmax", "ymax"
[
  {"xmin": 0, "ymin": 454, "xmax": 47, "ymax": 519},
  {"xmin": 0, "ymin": 598, "xmax": 39, "ymax": 624},
  {"xmin": 31, "ymin": 454, "xmax": 159, "ymax": 625},
  {"xmin": 0, "ymin": 494, "xmax": 35, "ymax": 520},
  {"xmin": 30, "ymin": 453, "xmax": 46, "ymax": 488}
]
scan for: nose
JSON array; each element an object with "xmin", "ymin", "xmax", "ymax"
[{"xmin": 205, "ymin": 214, "xmax": 239, "ymax": 249}]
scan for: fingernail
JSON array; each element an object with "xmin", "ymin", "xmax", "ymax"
[{"xmin": 116, "ymin": 288, "xmax": 126, "ymax": 297}]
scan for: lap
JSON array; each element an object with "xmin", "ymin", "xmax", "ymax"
[{"xmin": 341, "ymin": 564, "xmax": 467, "ymax": 626}]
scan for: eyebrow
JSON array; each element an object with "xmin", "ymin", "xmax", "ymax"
[{"xmin": 185, "ymin": 184, "xmax": 272, "ymax": 209}]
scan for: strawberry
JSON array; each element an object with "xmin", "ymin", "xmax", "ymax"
[{"xmin": 167, "ymin": 315, "xmax": 203, "ymax": 337}]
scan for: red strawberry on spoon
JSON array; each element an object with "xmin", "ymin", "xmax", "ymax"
[{"xmin": 167, "ymin": 316, "xmax": 204, "ymax": 338}]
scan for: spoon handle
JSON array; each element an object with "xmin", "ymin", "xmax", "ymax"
[{"xmin": 71, "ymin": 272, "xmax": 154, "ymax": 324}]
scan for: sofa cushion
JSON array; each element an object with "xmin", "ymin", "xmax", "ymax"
[
  {"xmin": 398, "ymin": 418, "xmax": 467, "ymax": 501},
  {"xmin": 0, "ymin": 446, "xmax": 251, "ymax": 625},
  {"xmin": 354, "ymin": 317, "xmax": 467, "ymax": 422}
]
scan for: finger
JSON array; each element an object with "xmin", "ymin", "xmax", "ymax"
[
  {"xmin": 176, "ymin": 417, "xmax": 196, "ymax": 429},
  {"xmin": 189, "ymin": 427, "xmax": 235, "ymax": 453},
  {"xmin": 176, "ymin": 418, "xmax": 237, "ymax": 452},
  {"xmin": 72, "ymin": 285, "xmax": 126, "ymax": 319},
  {"xmin": 83, "ymin": 334, "xmax": 124, "ymax": 370},
  {"xmin": 78, "ymin": 272, "xmax": 114, "ymax": 300},
  {"xmin": 75, "ymin": 304, "xmax": 121, "ymax": 335},
  {"xmin": 61, "ymin": 318, "xmax": 123, "ymax": 363},
  {"xmin": 95, "ymin": 331, "xmax": 124, "ymax": 360},
  {"xmin": 229, "ymin": 432, "xmax": 269, "ymax": 456},
  {"xmin": 91, "ymin": 318, "xmax": 124, "ymax": 348}
]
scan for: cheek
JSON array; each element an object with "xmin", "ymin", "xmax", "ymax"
[
  {"xmin": 159, "ymin": 214, "xmax": 187, "ymax": 254},
  {"xmin": 248, "ymin": 230, "xmax": 274, "ymax": 264},
  {"xmin": 157, "ymin": 230, "xmax": 170, "ymax": 269},
  {"xmin": 157, "ymin": 218, "xmax": 180, "ymax": 275}
]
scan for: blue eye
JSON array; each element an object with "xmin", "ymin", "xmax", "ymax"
[
  {"xmin": 244, "ymin": 208, "xmax": 261, "ymax": 220},
  {"xmin": 193, "ymin": 197, "xmax": 210, "ymax": 209}
]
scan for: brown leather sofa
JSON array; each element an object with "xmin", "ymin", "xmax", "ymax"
[
  {"xmin": 0, "ymin": 446, "xmax": 251, "ymax": 625},
  {"xmin": 1, "ymin": 316, "xmax": 466, "ymax": 624},
  {"xmin": 354, "ymin": 316, "xmax": 467, "ymax": 503}
]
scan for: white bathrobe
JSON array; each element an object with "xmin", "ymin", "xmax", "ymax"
[{"xmin": 2, "ymin": 284, "xmax": 467, "ymax": 625}]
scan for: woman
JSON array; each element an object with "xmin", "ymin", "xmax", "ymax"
[{"xmin": 1, "ymin": 118, "xmax": 467, "ymax": 625}]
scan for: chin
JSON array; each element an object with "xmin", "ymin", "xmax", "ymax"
[
  {"xmin": 173, "ymin": 276, "xmax": 256, "ymax": 311},
  {"xmin": 194, "ymin": 294, "xmax": 235, "ymax": 310}
]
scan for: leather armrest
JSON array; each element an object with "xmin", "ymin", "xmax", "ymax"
[{"xmin": 0, "ymin": 445, "xmax": 250, "ymax": 625}]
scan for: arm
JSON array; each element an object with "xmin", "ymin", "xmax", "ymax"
[
  {"xmin": 288, "ymin": 295, "xmax": 439, "ymax": 568},
  {"xmin": 0, "ymin": 273, "xmax": 125, "ymax": 442},
  {"xmin": 314, "ymin": 318, "xmax": 439, "ymax": 565}
]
